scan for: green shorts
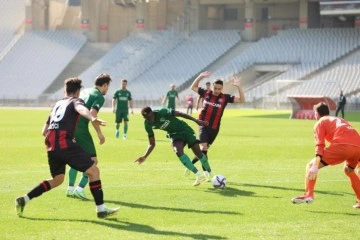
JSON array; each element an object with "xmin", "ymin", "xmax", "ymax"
[
  {"xmin": 167, "ymin": 126, "xmax": 198, "ymax": 148},
  {"xmin": 115, "ymin": 111, "xmax": 129, "ymax": 123},
  {"xmin": 75, "ymin": 129, "xmax": 96, "ymax": 157}
]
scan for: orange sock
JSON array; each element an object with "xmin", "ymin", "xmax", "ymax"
[
  {"xmin": 345, "ymin": 170, "xmax": 360, "ymax": 200},
  {"xmin": 305, "ymin": 161, "xmax": 316, "ymax": 197}
]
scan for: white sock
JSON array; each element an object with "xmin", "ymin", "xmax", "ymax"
[
  {"xmin": 75, "ymin": 186, "xmax": 84, "ymax": 192},
  {"xmin": 96, "ymin": 204, "xmax": 105, "ymax": 212},
  {"xmin": 24, "ymin": 195, "xmax": 30, "ymax": 204},
  {"xmin": 67, "ymin": 186, "xmax": 75, "ymax": 191}
]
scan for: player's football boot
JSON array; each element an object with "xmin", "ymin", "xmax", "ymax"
[
  {"xmin": 123, "ymin": 134, "xmax": 127, "ymax": 140},
  {"xmin": 184, "ymin": 168, "xmax": 191, "ymax": 177},
  {"xmin": 115, "ymin": 130, "xmax": 120, "ymax": 138},
  {"xmin": 73, "ymin": 189, "xmax": 90, "ymax": 200},
  {"xmin": 66, "ymin": 190, "xmax": 74, "ymax": 197},
  {"xmin": 97, "ymin": 207, "xmax": 120, "ymax": 219},
  {"xmin": 353, "ymin": 200, "xmax": 360, "ymax": 209},
  {"xmin": 193, "ymin": 173, "xmax": 206, "ymax": 186},
  {"xmin": 291, "ymin": 195, "xmax": 314, "ymax": 204},
  {"xmin": 15, "ymin": 197, "xmax": 25, "ymax": 217},
  {"xmin": 204, "ymin": 171, "xmax": 212, "ymax": 182}
]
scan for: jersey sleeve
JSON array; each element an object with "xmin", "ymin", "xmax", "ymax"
[
  {"xmin": 113, "ymin": 91, "xmax": 117, "ymax": 99},
  {"xmin": 159, "ymin": 108, "xmax": 173, "ymax": 116},
  {"xmin": 198, "ymin": 87, "xmax": 205, "ymax": 97},
  {"xmin": 225, "ymin": 94, "xmax": 235, "ymax": 103},
  {"xmin": 314, "ymin": 121, "xmax": 326, "ymax": 157},
  {"xmin": 144, "ymin": 121, "xmax": 154, "ymax": 137},
  {"xmin": 91, "ymin": 96, "xmax": 105, "ymax": 112}
]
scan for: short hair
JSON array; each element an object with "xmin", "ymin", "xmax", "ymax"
[
  {"xmin": 64, "ymin": 77, "xmax": 82, "ymax": 94},
  {"xmin": 213, "ymin": 79, "xmax": 223, "ymax": 85},
  {"xmin": 314, "ymin": 102, "xmax": 330, "ymax": 117},
  {"xmin": 141, "ymin": 106, "xmax": 152, "ymax": 117},
  {"xmin": 122, "ymin": 79, "xmax": 127, "ymax": 83},
  {"xmin": 205, "ymin": 82, "xmax": 211, "ymax": 85},
  {"xmin": 95, "ymin": 73, "xmax": 112, "ymax": 86}
]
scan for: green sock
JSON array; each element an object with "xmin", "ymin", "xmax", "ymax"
[
  {"xmin": 124, "ymin": 124, "xmax": 128, "ymax": 134},
  {"xmin": 179, "ymin": 154, "xmax": 197, "ymax": 174},
  {"xmin": 78, "ymin": 172, "xmax": 89, "ymax": 188},
  {"xmin": 199, "ymin": 154, "xmax": 211, "ymax": 172},
  {"xmin": 68, "ymin": 167, "xmax": 78, "ymax": 186},
  {"xmin": 116, "ymin": 124, "xmax": 120, "ymax": 130}
]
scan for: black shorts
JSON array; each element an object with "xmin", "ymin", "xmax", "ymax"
[
  {"xmin": 47, "ymin": 145, "xmax": 94, "ymax": 177},
  {"xmin": 199, "ymin": 126, "xmax": 219, "ymax": 146}
]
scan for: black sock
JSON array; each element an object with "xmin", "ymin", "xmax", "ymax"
[
  {"xmin": 27, "ymin": 180, "xmax": 51, "ymax": 200},
  {"xmin": 89, "ymin": 180, "xmax": 104, "ymax": 206},
  {"xmin": 201, "ymin": 151, "xmax": 208, "ymax": 171},
  {"xmin": 192, "ymin": 156, "xmax": 199, "ymax": 164}
]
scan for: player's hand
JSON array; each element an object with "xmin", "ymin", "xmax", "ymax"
[
  {"xmin": 112, "ymin": 109, "xmax": 116, "ymax": 114},
  {"xmin": 231, "ymin": 76, "xmax": 242, "ymax": 87},
  {"xmin": 135, "ymin": 156, "xmax": 146, "ymax": 164},
  {"xmin": 131, "ymin": 110, "xmax": 134, "ymax": 115},
  {"xmin": 98, "ymin": 132, "xmax": 105, "ymax": 145},
  {"xmin": 92, "ymin": 118, "xmax": 106, "ymax": 126},
  {"xmin": 197, "ymin": 120, "xmax": 209, "ymax": 126},
  {"xmin": 307, "ymin": 165, "xmax": 318, "ymax": 180},
  {"xmin": 200, "ymin": 71, "xmax": 211, "ymax": 78}
]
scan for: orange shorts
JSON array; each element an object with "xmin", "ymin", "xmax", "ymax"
[{"xmin": 323, "ymin": 144, "xmax": 360, "ymax": 169}]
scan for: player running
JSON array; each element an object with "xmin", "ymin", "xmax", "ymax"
[
  {"xmin": 135, "ymin": 107, "xmax": 212, "ymax": 186},
  {"xmin": 15, "ymin": 77, "xmax": 119, "ymax": 218}
]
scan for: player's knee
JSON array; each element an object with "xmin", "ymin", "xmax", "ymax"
[
  {"xmin": 52, "ymin": 174, "xmax": 65, "ymax": 187},
  {"xmin": 200, "ymin": 143, "xmax": 208, "ymax": 151},
  {"xmin": 86, "ymin": 164, "xmax": 100, "ymax": 179},
  {"xmin": 344, "ymin": 165, "xmax": 354, "ymax": 175}
]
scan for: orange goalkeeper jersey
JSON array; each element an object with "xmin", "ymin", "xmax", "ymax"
[{"xmin": 314, "ymin": 116, "xmax": 360, "ymax": 156}]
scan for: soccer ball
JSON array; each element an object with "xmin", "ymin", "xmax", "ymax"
[{"xmin": 211, "ymin": 174, "xmax": 226, "ymax": 189}]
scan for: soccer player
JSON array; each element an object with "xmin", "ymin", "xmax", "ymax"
[
  {"xmin": 291, "ymin": 102, "xmax": 360, "ymax": 208},
  {"xmin": 66, "ymin": 73, "xmax": 112, "ymax": 200},
  {"xmin": 135, "ymin": 106, "xmax": 212, "ymax": 186},
  {"xmin": 162, "ymin": 84, "xmax": 180, "ymax": 110},
  {"xmin": 188, "ymin": 71, "xmax": 245, "ymax": 179},
  {"xmin": 195, "ymin": 81, "xmax": 211, "ymax": 111},
  {"xmin": 112, "ymin": 79, "xmax": 133, "ymax": 140},
  {"xmin": 15, "ymin": 77, "xmax": 119, "ymax": 218}
]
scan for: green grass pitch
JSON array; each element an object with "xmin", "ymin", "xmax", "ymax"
[{"xmin": 1, "ymin": 107, "xmax": 360, "ymax": 240}]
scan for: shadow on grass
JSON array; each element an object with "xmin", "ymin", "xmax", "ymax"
[
  {"xmin": 230, "ymin": 182, "xmax": 348, "ymax": 197},
  {"xmin": 21, "ymin": 216, "xmax": 226, "ymax": 239},
  {"xmin": 106, "ymin": 200, "xmax": 241, "ymax": 216},
  {"xmin": 241, "ymin": 113, "xmax": 290, "ymax": 119},
  {"xmin": 204, "ymin": 186, "xmax": 255, "ymax": 198},
  {"xmin": 306, "ymin": 210, "xmax": 360, "ymax": 216}
]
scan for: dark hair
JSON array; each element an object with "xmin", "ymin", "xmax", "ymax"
[
  {"xmin": 205, "ymin": 82, "xmax": 211, "ymax": 85},
  {"xmin": 64, "ymin": 77, "xmax": 82, "ymax": 94},
  {"xmin": 122, "ymin": 79, "xmax": 128, "ymax": 83},
  {"xmin": 213, "ymin": 79, "xmax": 223, "ymax": 85},
  {"xmin": 141, "ymin": 106, "xmax": 152, "ymax": 117},
  {"xmin": 95, "ymin": 73, "xmax": 112, "ymax": 86},
  {"xmin": 314, "ymin": 102, "xmax": 330, "ymax": 117}
]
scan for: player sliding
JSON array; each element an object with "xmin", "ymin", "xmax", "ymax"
[
  {"xmin": 135, "ymin": 106, "xmax": 212, "ymax": 186},
  {"xmin": 292, "ymin": 102, "xmax": 360, "ymax": 208}
]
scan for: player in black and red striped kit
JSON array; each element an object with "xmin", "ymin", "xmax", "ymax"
[
  {"xmin": 15, "ymin": 77, "xmax": 119, "ymax": 219},
  {"xmin": 187, "ymin": 71, "xmax": 245, "ymax": 180}
]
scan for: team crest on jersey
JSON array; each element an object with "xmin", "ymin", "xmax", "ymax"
[{"xmin": 218, "ymin": 98, "xmax": 223, "ymax": 103}]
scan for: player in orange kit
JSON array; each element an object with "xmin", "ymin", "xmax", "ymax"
[{"xmin": 291, "ymin": 102, "xmax": 360, "ymax": 208}]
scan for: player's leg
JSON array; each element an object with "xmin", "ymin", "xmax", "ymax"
[
  {"xmin": 123, "ymin": 113, "xmax": 129, "ymax": 139},
  {"xmin": 67, "ymin": 167, "xmax": 78, "ymax": 196},
  {"xmin": 68, "ymin": 146, "xmax": 119, "ymax": 218},
  {"xmin": 15, "ymin": 152, "xmax": 65, "ymax": 217},
  {"xmin": 115, "ymin": 113, "xmax": 121, "ymax": 138}
]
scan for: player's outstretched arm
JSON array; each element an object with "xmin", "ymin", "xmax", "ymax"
[
  {"xmin": 75, "ymin": 103, "xmax": 106, "ymax": 126},
  {"xmin": 135, "ymin": 136, "xmax": 156, "ymax": 164},
  {"xmin": 174, "ymin": 111, "xmax": 208, "ymax": 126},
  {"xmin": 191, "ymin": 71, "xmax": 211, "ymax": 93}
]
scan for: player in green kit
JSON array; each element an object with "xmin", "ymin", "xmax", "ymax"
[
  {"xmin": 112, "ymin": 79, "xmax": 133, "ymax": 140},
  {"xmin": 162, "ymin": 84, "xmax": 180, "ymax": 110},
  {"xmin": 66, "ymin": 73, "xmax": 112, "ymax": 200},
  {"xmin": 135, "ymin": 107, "xmax": 212, "ymax": 186}
]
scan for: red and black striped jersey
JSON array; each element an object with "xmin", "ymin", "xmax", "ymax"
[
  {"xmin": 197, "ymin": 88, "xmax": 235, "ymax": 129},
  {"xmin": 44, "ymin": 97, "xmax": 84, "ymax": 151}
]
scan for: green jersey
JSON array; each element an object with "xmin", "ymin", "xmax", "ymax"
[
  {"xmin": 113, "ymin": 89, "xmax": 132, "ymax": 113},
  {"xmin": 75, "ymin": 87, "xmax": 105, "ymax": 156},
  {"xmin": 144, "ymin": 108, "xmax": 192, "ymax": 136},
  {"xmin": 77, "ymin": 87, "xmax": 105, "ymax": 129},
  {"xmin": 166, "ymin": 90, "xmax": 178, "ymax": 109}
]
